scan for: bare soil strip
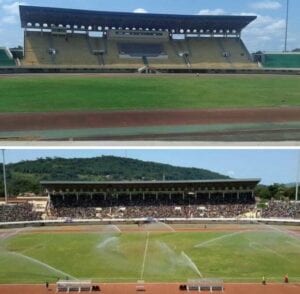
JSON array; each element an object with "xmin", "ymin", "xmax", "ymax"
[{"xmin": 0, "ymin": 107, "xmax": 300, "ymax": 132}]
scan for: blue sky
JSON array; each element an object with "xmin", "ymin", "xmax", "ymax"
[
  {"xmin": 0, "ymin": 0, "xmax": 299, "ymax": 51},
  {"xmin": 2, "ymin": 149, "xmax": 300, "ymax": 185}
]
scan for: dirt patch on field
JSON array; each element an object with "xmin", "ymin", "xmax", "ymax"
[
  {"xmin": 0, "ymin": 283, "xmax": 299, "ymax": 294},
  {"xmin": 0, "ymin": 107, "xmax": 300, "ymax": 132}
]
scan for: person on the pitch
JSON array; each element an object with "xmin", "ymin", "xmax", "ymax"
[
  {"xmin": 284, "ymin": 274, "xmax": 289, "ymax": 283},
  {"xmin": 262, "ymin": 276, "xmax": 266, "ymax": 285}
]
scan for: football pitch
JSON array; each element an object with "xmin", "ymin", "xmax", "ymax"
[
  {"xmin": 0, "ymin": 224, "xmax": 300, "ymax": 284},
  {"xmin": 0, "ymin": 75, "xmax": 300, "ymax": 113}
]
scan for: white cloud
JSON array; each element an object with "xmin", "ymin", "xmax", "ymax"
[
  {"xmin": 242, "ymin": 12, "xmax": 286, "ymax": 51},
  {"xmin": 2, "ymin": 1, "xmax": 26, "ymax": 15},
  {"xmin": 227, "ymin": 171, "xmax": 235, "ymax": 177},
  {"xmin": 198, "ymin": 8, "xmax": 226, "ymax": 15},
  {"xmin": 1, "ymin": 15, "xmax": 17, "ymax": 24},
  {"xmin": 250, "ymin": 1, "xmax": 282, "ymax": 10},
  {"xmin": 133, "ymin": 8, "xmax": 148, "ymax": 14},
  {"xmin": 196, "ymin": 8, "xmax": 289, "ymax": 51},
  {"xmin": 244, "ymin": 14, "xmax": 286, "ymax": 38}
]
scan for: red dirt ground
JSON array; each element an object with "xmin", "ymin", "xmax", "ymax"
[
  {"xmin": 0, "ymin": 283, "xmax": 299, "ymax": 294},
  {"xmin": 0, "ymin": 107, "xmax": 300, "ymax": 132}
]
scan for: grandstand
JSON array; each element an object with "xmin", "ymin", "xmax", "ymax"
[
  {"xmin": 1, "ymin": 178, "xmax": 300, "ymax": 222},
  {"xmin": 0, "ymin": 47, "xmax": 15, "ymax": 66},
  {"xmin": 42, "ymin": 179, "xmax": 260, "ymax": 219},
  {"xmin": 19, "ymin": 5, "xmax": 258, "ymax": 70}
]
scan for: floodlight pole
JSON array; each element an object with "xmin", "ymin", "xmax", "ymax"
[
  {"xmin": 284, "ymin": 0, "xmax": 289, "ymax": 52},
  {"xmin": 2, "ymin": 149, "xmax": 8, "ymax": 204}
]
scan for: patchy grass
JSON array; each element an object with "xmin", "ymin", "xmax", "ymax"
[{"xmin": 0, "ymin": 75, "xmax": 299, "ymax": 112}]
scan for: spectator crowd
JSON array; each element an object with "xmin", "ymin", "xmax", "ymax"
[
  {"xmin": 261, "ymin": 200, "xmax": 300, "ymax": 219},
  {"xmin": 1, "ymin": 198, "xmax": 299, "ymax": 222},
  {"xmin": 0, "ymin": 203, "xmax": 42, "ymax": 222}
]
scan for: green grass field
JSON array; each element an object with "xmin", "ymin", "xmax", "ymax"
[
  {"xmin": 0, "ymin": 75, "xmax": 300, "ymax": 113},
  {"xmin": 0, "ymin": 226, "xmax": 300, "ymax": 284}
]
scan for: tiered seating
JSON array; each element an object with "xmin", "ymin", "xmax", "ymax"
[
  {"xmin": 187, "ymin": 38, "xmax": 230, "ymax": 68},
  {"xmin": 89, "ymin": 37, "xmax": 107, "ymax": 65},
  {"xmin": 22, "ymin": 31, "xmax": 53, "ymax": 65},
  {"xmin": 51, "ymin": 34, "xmax": 98, "ymax": 66},
  {"xmin": 219, "ymin": 38, "xmax": 257, "ymax": 69},
  {"xmin": 22, "ymin": 31, "xmax": 100, "ymax": 66},
  {"xmin": 22, "ymin": 31, "xmax": 257, "ymax": 69},
  {"xmin": 0, "ymin": 47, "xmax": 16, "ymax": 66},
  {"xmin": 105, "ymin": 39, "xmax": 144, "ymax": 68},
  {"xmin": 110, "ymin": 39, "xmax": 187, "ymax": 69},
  {"xmin": 148, "ymin": 40, "xmax": 187, "ymax": 69},
  {"xmin": 0, "ymin": 203, "xmax": 42, "ymax": 222},
  {"xmin": 118, "ymin": 43, "xmax": 166, "ymax": 58},
  {"xmin": 185, "ymin": 37, "xmax": 258, "ymax": 69}
]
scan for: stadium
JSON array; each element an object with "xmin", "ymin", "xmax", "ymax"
[
  {"xmin": 0, "ymin": 5, "xmax": 299, "ymax": 141},
  {"xmin": 0, "ymin": 176, "xmax": 300, "ymax": 294}
]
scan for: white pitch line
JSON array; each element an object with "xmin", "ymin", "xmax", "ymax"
[
  {"xmin": 248, "ymin": 239, "xmax": 292, "ymax": 263},
  {"xmin": 159, "ymin": 222, "xmax": 176, "ymax": 232},
  {"xmin": 0, "ymin": 228, "xmax": 25, "ymax": 243},
  {"xmin": 194, "ymin": 231, "xmax": 244, "ymax": 248},
  {"xmin": 140, "ymin": 232, "xmax": 150, "ymax": 280},
  {"xmin": 113, "ymin": 225, "xmax": 122, "ymax": 233},
  {"xmin": 260, "ymin": 223, "xmax": 300, "ymax": 241},
  {"xmin": 286, "ymin": 240, "xmax": 300, "ymax": 248}
]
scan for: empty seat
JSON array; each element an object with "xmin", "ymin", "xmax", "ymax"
[{"xmin": 118, "ymin": 43, "xmax": 166, "ymax": 58}]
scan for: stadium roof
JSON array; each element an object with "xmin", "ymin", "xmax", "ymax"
[
  {"xmin": 20, "ymin": 5, "xmax": 257, "ymax": 33},
  {"xmin": 41, "ymin": 179, "xmax": 261, "ymax": 191}
]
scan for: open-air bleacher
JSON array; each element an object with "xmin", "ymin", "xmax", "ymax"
[
  {"xmin": 22, "ymin": 31, "xmax": 257, "ymax": 69},
  {"xmin": 48, "ymin": 191, "xmax": 257, "ymax": 220},
  {"xmin": 0, "ymin": 203, "xmax": 42, "ymax": 222}
]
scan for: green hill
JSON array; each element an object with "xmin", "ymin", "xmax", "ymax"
[{"xmin": 0, "ymin": 156, "xmax": 228, "ymax": 196}]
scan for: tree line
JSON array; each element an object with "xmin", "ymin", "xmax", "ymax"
[
  {"xmin": 0, "ymin": 156, "xmax": 228, "ymax": 196},
  {"xmin": 0, "ymin": 156, "xmax": 296, "ymax": 200}
]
